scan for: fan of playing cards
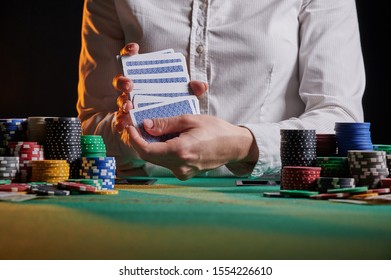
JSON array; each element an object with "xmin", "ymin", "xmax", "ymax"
[{"xmin": 119, "ymin": 49, "xmax": 200, "ymax": 143}]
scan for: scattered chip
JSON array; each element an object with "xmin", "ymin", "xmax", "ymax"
[
  {"xmin": 93, "ymin": 189, "xmax": 119, "ymax": 195},
  {"xmin": 280, "ymin": 190, "xmax": 319, "ymax": 198},
  {"xmin": 57, "ymin": 181, "xmax": 97, "ymax": 193},
  {"xmin": 0, "ymin": 183, "xmax": 30, "ymax": 192},
  {"xmin": 327, "ymin": 186, "xmax": 368, "ymax": 194},
  {"xmin": 262, "ymin": 192, "xmax": 283, "ymax": 198}
]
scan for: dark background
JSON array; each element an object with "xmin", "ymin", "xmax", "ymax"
[{"xmin": 0, "ymin": 1, "xmax": 389, "ymax": 143}]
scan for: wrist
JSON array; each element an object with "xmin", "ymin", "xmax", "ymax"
[{"xmin": 226, "ymin": 126, "xmax": 259, "ymax": 176}]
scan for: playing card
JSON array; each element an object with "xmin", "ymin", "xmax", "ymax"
[
  {"xmin": 130, "ymin": 86, "xmax": 191, "ymax": 100},
  {"xmin": 133, "ymin": 95, "xmax": 200, "ymax": 113},
  {"xmin": 130, "ymin": 98, "xmax": 197, "ymax": 143},
  {"xmin": 120, "ymin": 52, "xmax": 189, "ymax": 91}
]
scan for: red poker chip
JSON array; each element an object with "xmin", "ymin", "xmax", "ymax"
[
  {"xmin": 367, "ymin": 188, "xmax": 391, "ymax": 194},
  {"xmin": 283, "ymin": 169, "xmax": 321, "ymax": 173},
  {"xmin": 0, "ymin": 183, "xmax": 30, "ymax": 192},
  {"xmin": 57, "ymin": 181, "xmax": 97, "ymax": 192},
  {"xmin": 309, "ymin": 192, "xmax": 351, "ymax": 200},
  {"xmin": 283, "ymin": 166, "xmax": 322, "ymax": 171},
  {"xmin": 380, "ymin": 178, "xmax": 391, "ymax": 187}
]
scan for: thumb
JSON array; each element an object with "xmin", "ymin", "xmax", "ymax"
[{"xmin": 143, "ymin": 116, "xmax": 191, "ymax": 136}]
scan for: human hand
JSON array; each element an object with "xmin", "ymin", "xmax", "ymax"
[
  {"xmin": 112, "ymin": 43, "xmax": 209, "ymax": 133},
  {"xmin": 113, "ymin": 43, "xmax": 139, "ymax": 132},
  {"xmin": 126, "ymin": 114, "xmax": 259, "ymax": 180}
]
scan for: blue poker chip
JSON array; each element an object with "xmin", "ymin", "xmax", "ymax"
[
  {"xmin": 81, "ymin": 164, "xmax": 112, "ymax": 168},
  {"xmin": 81, "ymin": 156, "xmax": 115, "ymax": 162},
  {"xmin": 335, "ymin": 122, "xmax": 373, "ymax": 156},
  {"xmin": 81, "ymin": 175, "xmax": 115, "ymax": 180},
  {"xmin": 334, "ymin": 122, "xmax": 370, "ymax": 129},
  {"xmin": 81, "ymin": 173, "xmax": 116, "ymax": 179}
]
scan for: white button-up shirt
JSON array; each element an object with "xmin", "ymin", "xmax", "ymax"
[{"xmin": 78, "ymin": 0, "xmax": 365, "ymax": 178}]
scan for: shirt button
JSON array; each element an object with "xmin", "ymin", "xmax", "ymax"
[{"xmin": 196, "ymin": 45, "xmax": 204, "ymax": 54}]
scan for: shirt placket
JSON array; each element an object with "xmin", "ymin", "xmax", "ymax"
[{"xmin": 190, "ymin": 0, "xmax": 209, "ymax": 114}]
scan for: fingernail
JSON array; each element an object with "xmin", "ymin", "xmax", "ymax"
[
  {"xmin": 203, "ymin": 82, "xmax": 209, "ymax": 91},
  {"xmin": 143, "ymin": 119, "xmax": 153, "ymax": 129},
  {"xmin": 126, "ymin": 45, "xmax": 134, "ymax": 52},
  {"xmin": 125, "ymin": 84, "xmax": 130, "ymax": 91}
]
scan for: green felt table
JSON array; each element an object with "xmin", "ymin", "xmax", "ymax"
[{"xmin": 0, "ymin": 177, "xmax": 390, "ymax": 260}]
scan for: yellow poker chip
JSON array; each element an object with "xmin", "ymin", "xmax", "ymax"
[
  {"xmin": 93, "ymin": 189, "xmax": 119, "ymax": 195},
  {"xmin": 349, "ymin": 192, "xmax": 379, "ymax": 199}
]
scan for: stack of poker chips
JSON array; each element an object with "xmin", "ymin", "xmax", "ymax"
[
  {"xmin": 44, "ymin": 117, "xmax": 82, "ymax": 179},
  {"xmin": 316, "ymin": 156, "xmax": 350, "ymax": 178},
  {"xmin": 79, "ymin": 157, "xmax": 116, "ymax": 190},
  {"xmin": 280, "ymin": 129, "xmax": 317, "ymax": 190},
  {"xmin": 380, "ymin": 178, "xmax": 391, "ymax": 188},
  {"xmin": 280, "ymin": 166, "xmax": 321, "ymax": 191},
  {"xmin": 8, "ymin": 141, "xmax": 44, "ymax": 182},
  {"xmin": 373, "ymin": 144, "xmax": 391, "ymax": 177},
  {"xmin": 0, "ymin": 156, "xmax": 19, "ymax": 182},
  {"xmin": 347, "ymin": 150, "xmax": 389, "ymax": 188},
  {"xmin": 0, "ymin": 118, "xmax": 28, "ymax": 155},
  {"xmin": 81, "ymin": 135, "xmax": 106, "ymax": 157},
  {"xmin": 335, "ymin": 122, "xmax": 373, "ymax": 156},
  {"xmin": 280, "ymin": 129, "xmax": 317, "ymax": 168},
  {"xmin": 30, "ymin": 160, "xmax": 70, "ymax": 183},
  {"xmin": 27, "ymin": 116, "xmax": 50, "ymax": 144},
  {"xmin": 28, "ymin": 182, "xmax": 70, "ymax": 196},
  {"xmin": 80, "ymin": 135, "xmax": 116, "ymax": 189},
  {"xmin": 316, "ymin": 134, "xmax": 337, "ymax": 157},
  {"xmin": 316, "ymin": 177, "xmax": 356, "ymax": 193}
]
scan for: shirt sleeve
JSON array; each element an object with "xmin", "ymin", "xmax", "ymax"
[
  {"xmin": 77, "ymin": 0, "xmax": 145, "ymax": 172},
  {"xmin": 237, "ymin": 0, "xmax": 366, "ymax": 178}
]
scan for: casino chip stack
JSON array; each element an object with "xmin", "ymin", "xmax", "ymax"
[
  {"xmin": 81, "ymin": 135, "xmax": 106, "ymax": 157},
  {"xmin": 335, "ymin": 122, "xmax": 373, "ymax": 156},
  {"xmin": 347, "ymin": 150, "xmax": 389, "ymax": 188},
  {"xmin": 280, "ymin": 166, "xmax": 321, "ymax": 191},
  {"xmin": 316, "ymin": 177, "xmax": 355, "ymax": 193},
  {"xmin": 44, "ymin": 117, "xmax": 82, "ymax": 179},
  {"xmin": 0, "ymin": 156, "xmax": 19, "ymax": 182},
  {"xmin": 79, "ymin": 157, "xmax": 116, "ymax": 190},
  {"xmin": 280, "ymin": 129, "xmax": 317, "ymax": 189},
  {"xmin": 27, "ymin": 116, "xmax": 50, "ymax": 144},
  {"xmin": 380, "ymin": 178, "xmax": 391, "ymax": 188},
  {"xmin": 373, "ymin": 144, "xmax": 391, "ymax": 178},
  {"xmin": 30, "ymin": 160, "xmax": 70, "ymax": 183},
  {"xmin": 316, "ymin": 134, "xmax": 337, "ymax": 157},
  {"xmin": 280, "ymin": 129, "xmax": 317, "ymax": 167},
  {"xmin": 0, "ymin": 118, "xmax": 28, "ymax": 155},
  {"xmin": 28, "ymin": 182, "xmax": 70, "ymax": 196},
  {"xmin": 8, "ymin": 141, "xmax": 44, "ymax": 183},
  {"xmin": 316, "ymin": 156, "xmax": 350, "ymax": 178}
]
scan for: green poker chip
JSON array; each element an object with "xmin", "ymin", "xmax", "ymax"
[
  {"xmin": 0, "ymin": 179, "xmax": 12, "ymax": 185},
  {"xmin": 327, "ymin": 186, "xmax": 368, "ymax": 194},
  {"xmin": 279, "ymin": 190, "xmax": 319, "ymax": 198}
]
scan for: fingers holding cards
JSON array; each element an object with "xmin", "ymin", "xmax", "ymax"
[{"xmin": 118, "ymin": 48, "xmax": 201, "ymax": 142}]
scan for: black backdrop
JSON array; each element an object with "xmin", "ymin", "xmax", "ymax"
[{"xmin": 0, "ymin": 1, "xmax": 389, "ymax": 143}]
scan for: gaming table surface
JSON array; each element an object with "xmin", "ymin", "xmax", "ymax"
[{"xmin": 1, "ymin": 177, "xmax": 390, "ymax": 260}]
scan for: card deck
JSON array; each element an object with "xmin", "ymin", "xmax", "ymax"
[{"xmin": 119, "ymin": 49, "xmax": 200, "ymax": 142}]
